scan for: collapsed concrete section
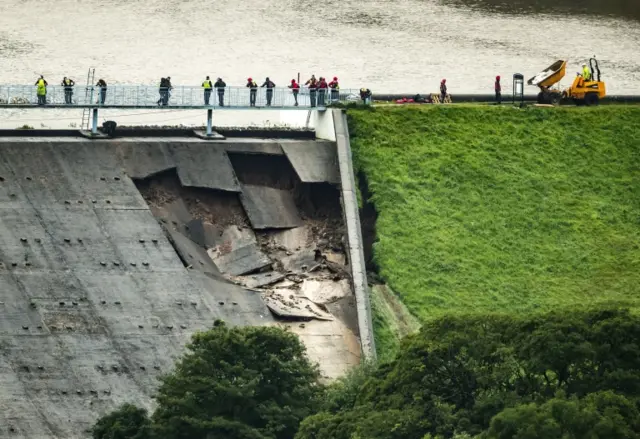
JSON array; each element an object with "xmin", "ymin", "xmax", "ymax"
[
  {"xmin": 0, "ymin": 137, "xmax": 360, "ymax": 438},
  {"xmin": 134, "ymin": 140, "xmax": 360, "ymax": 379}
]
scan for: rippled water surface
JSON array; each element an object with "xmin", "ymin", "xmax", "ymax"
[{"xmin": 0, "ymin": 0, "xmax": 638, "ymax": 127}]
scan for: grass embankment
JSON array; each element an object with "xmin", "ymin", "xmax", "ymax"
[{"xmin": 348, "ymin": 105, "xmax": 640, "ymax": 356}]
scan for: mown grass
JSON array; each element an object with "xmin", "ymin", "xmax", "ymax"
[{"xmin": 349, "ymin": 105, "xmax": 640, "ymax": 322}]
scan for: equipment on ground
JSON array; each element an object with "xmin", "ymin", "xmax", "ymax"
[
  {"xmin": 527, "ymin": 57, "xmax": 606, "ymax": 106},
  {"xmin": 102, "ymin": 120, "xmax": 117, "ymax": 136}
]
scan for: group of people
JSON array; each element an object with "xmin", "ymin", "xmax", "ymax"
[
  {"xmin": 29, "ymin": 74, "xmax": 345, "ymax": 107},
  {"xmin": 33, "ymin": 75, "xmax": 107, "ymax": 105},
  {"xmin": 28, "ymin": 72, "xmax": 567, "ymax": 108},
  {"xmin": 198, "ymin": 74, "xmax": 341, "ymax": 107}
]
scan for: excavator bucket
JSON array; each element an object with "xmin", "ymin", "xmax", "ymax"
[{"xmin": 527, "ymin": 60, "xmax": 567, "ymax": 88}]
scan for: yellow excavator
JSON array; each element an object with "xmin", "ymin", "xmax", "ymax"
[{"xmin": 527, "ymin": 57, "xmax": 606, "ymax": 105}]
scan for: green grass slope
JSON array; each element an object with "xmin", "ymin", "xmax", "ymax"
[{"xmin": 349, "ymin": 105, "xmax": 640, "ymax": 323}]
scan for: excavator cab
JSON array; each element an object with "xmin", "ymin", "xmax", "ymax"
[{"xmin": 562, "ymin": 57, "xmax": 606, "ymax": 105}]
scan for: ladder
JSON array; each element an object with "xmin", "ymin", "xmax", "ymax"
[{"xmin": 80, "ymin": 68, "xmax": 96, "ymax": 130}]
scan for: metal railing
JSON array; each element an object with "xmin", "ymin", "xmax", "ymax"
[{"xmin": 0, "ymin": 85, "xmax": 362, "ymax": 108}]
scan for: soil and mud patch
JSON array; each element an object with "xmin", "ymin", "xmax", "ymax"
[{"xmin": 136, "ymin": 169, "xmax": 248, "ymax": 228}]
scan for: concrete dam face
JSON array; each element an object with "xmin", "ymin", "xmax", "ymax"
[{"xmin": 0, "ymin": 135, "xmax": 361, "ymax": 438}]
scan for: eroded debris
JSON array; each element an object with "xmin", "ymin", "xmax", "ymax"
[{"xmin": 135, "ymin": 156, "xmax": 360, "ymax": 379}]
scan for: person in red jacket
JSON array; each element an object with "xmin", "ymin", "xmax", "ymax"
[
  {"xmin": 328, "ymin": 76, "xmax": 340, "ymax": 102},
  {"xmin": 246, "ymin": 77, "xmax": 258, "ymax": 107},
  {"xmin": 317, "ymin": 77, "xmax": 328, "ymax": 106},
  {"xmin": 495, "ymin": 75, "xmax": 502, "ymax": 104},
  {"xmin": 288, "ymin": 79, "xmax": 300, "ymax": 106}
]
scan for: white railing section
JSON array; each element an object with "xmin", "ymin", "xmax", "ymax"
[{"xmin": 0, "ymin": 85, "xmax": 362, "ymax": 108}]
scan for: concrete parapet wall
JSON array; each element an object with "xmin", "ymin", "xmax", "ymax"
[
  {"xmin": 313, "ymin": 111, "xmax": 337, "ymax": 141},
  {"xmin": 332, "ymin": 109, "xmax": 376, "ymax": 359}
]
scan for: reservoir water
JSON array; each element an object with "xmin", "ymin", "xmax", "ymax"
[{"xmin": 0, "ymin": 0, "xmax": 638, "ymax": 127}]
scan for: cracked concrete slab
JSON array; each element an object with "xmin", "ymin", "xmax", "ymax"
[
  {"xmin": 300, "ymin": 279, "xmax": 351, "ymax": 304},
  {"xmin": 207, "ymin": 226, "xmax": 272, "ymax": 276},
  {"xmin": 235, "ymin": 272, "xmax": 286, "ymax": 289},
  {"xmin": 281, "ymin": 141, "xmax": 340, "ymax": 184},
  {"xmin": 263, "ymin": 289, "xmax": 333, "ymax": 321},
  {"xmin": 239, "ymin": 184, "xmax": 302, "ymax": 230},
  {"xmin": 169, "ymin": 144, "xmax": 240, "ymax": 192}
]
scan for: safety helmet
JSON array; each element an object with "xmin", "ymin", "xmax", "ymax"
[
  {"xmin": 333, "ymin": 77, "xmax": 338, "ymax": 81},
  {"xmin": 248, "ymin": 77, "xmax": 252, "ymax": 81}
]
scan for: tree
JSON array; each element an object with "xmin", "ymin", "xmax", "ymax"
[
  {"xmin": 92, "ymin": 404, "xmax": 151, "ymax": 439},
  {"xmin": 295, "ymin": 308, "xmax": 640, "ymax": 439},
  {"xmin": 93, "ymin": 321, "xmax": 321, "ymax": 439},
  {"xmin": 484, "ymin": 391, "xmax": 640, "ymax": 439}
]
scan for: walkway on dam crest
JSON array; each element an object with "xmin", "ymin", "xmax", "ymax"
[{"xmin": 0, "ymin": 85, "xmax": 361, "ymax": 109}]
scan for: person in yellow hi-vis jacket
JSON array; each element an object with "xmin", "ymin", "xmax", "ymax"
[
  {"xmin": 202, "ymin": 76, "xmax": 213, "ymax": 105},
  {"xmin": 35, "ymin": 75, "xmax": 48, "ymax": 105},
  {"xmin": 582, "ymin": 63, "xmax": 592, "ymax": 81}
]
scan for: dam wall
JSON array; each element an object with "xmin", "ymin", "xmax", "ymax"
[{"xmin": 0, "ymin": 135, "xmax": 361, "ymax": 438}]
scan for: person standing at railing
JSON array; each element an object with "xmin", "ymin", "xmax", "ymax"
[
  {"xmin": 246, "ymin": 78, "xmax": 258, "ymax": 107},
  {"xmin": 61, "ymin": 77, "xmax": 75, "ymax": 104},
  {"xmin": 96, "ymin": 79, "xmax": 107, "ymax": 105},
  {"xmin": 317, "ymin": 77, "xmax": 328, "ymax": 106},
  {"xmin": 261, "ymin": 77, "xmax": 275, "ymax": 106},
  {"xmin": 305, "ymin": 75, "xmax": 317, "ymax": 87},
  {"xmin": 202, "ymin": 76, "xmax": 213, "ymax": 105},
  {"xmin": 34, "ymin": 75, "xmax": 48, "ymax": 105},
  {"xmin": 360, "ymin": 88, "xmax": 372, "ymax": 105},
  {"xmin": 157, "ymin": 77, "xmax": 167, "ymax": 106},
  {"xmin": 214, "ymin": 77, "xmax": 226, "ymax": 106},
  {"xmin": 289, "ymin": 79, "xmax": 300, "ymax": 106},
  {"xmin": 305, "ymin": 75, "xmax": 318, "ymax": 107},
  {"xmin": 328, "ymin": 77, "xmax": 340, "ymax": 102},
  {"xmin": 164, "ymin": 77, "xmax": 173, "ymax": 105}
]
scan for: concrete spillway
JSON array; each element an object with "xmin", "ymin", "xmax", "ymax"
[{"xmin": 0, "ymin": 134, "xmax": 364, "ymax": 438}]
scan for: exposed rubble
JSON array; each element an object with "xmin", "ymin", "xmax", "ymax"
[{"xmin": 136, "ymin": 165, "xmax": 360, "ymax": 379}]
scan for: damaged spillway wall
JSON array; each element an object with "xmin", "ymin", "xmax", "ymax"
[{"xmin": 0, "ymin": 137, "xmax": 360, "ymax": 439}]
